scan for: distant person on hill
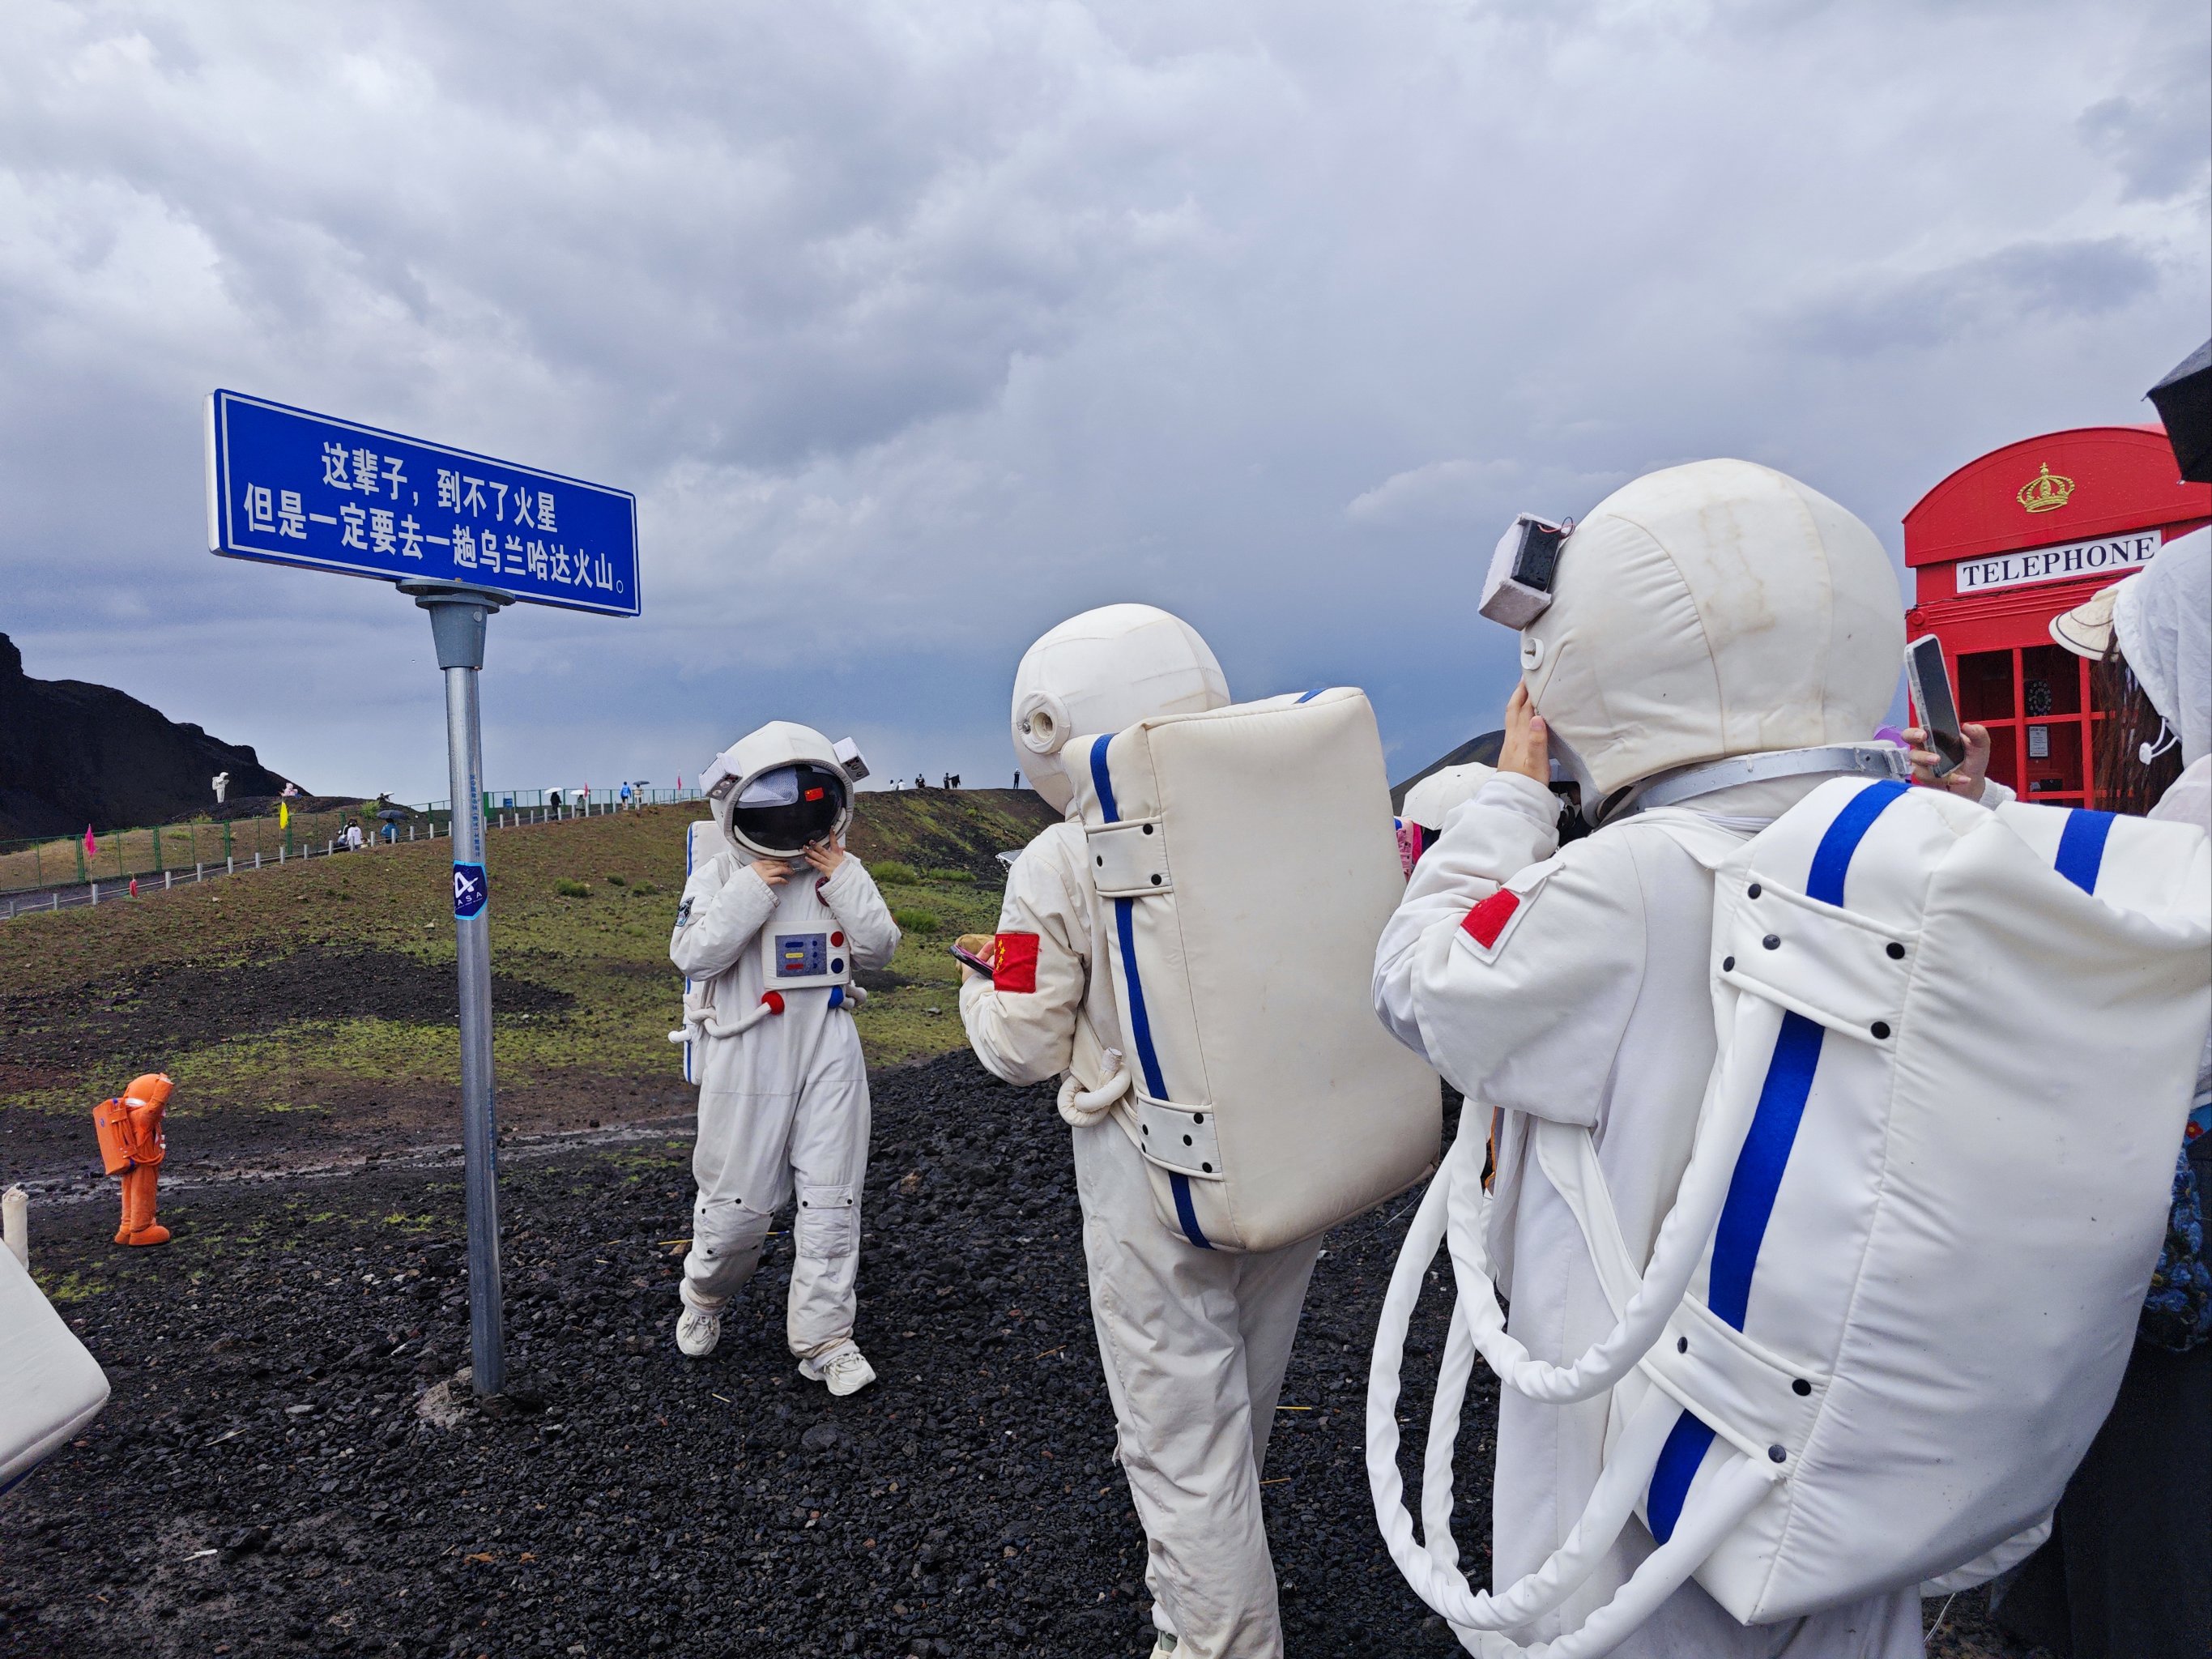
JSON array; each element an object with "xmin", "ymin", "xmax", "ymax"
[
  {"xmin": 669, "ymin": 723, "xmax": 900, "ymax": 1397},
  {"xmin": 211, "ymin": 770, "xmax": 229, "ymax": 805},
  {"xmin": 620, "ymin": 782, "xmax": 633, "ymax": 809},
  {"xmin": 93, "ymin": 1075, "xmax": 173, "ymax": 1247},
  {"xmin": 343, "ymin": 821, "xmax": 364, "ymax": 852}
]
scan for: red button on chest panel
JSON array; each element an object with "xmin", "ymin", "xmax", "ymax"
[
  {"xmin": 1460, "ymin": 889, "xmax": 1520, "ymax": 949},
  {"xmin": 830, "ymin": 931, "xmax": 845, "ymax": 946}
]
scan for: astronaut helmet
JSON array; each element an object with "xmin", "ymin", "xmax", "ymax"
[
  {"xmin": 125, "ymin": 1073, "xmax": 173, "ymax": 1109},
  {"xmin": 702, "ymin": 721, "xmax": 858, "ymax": 858},
  {"xmin": 1010, "ymin": 604, "xmax": 1231, "ymax": 813},
  {"xmin": 1503, "ymin": 459, "xmax": 1903, "ymax": 821}
]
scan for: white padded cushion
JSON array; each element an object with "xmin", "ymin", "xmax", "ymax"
[
  {"xmin": 1075, "ymin": 689, "xmax": 1442, "ymax": 1252},
  {"xmin": 0, "ymin": 1245, "xmax": 109, "ymax": 1494}
]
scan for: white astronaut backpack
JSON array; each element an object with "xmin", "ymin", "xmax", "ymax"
[
  {"xmin": 1368, "ymin": 777, "xmax": 2212, "ymax": 1657},
  {"xmin": 1, "ymin": 1243, "xmax": 109, "ymax": 1495},
  {"xmin": 1065, "ymin": 686, "xmax": 1442, "ymax": 1253}
]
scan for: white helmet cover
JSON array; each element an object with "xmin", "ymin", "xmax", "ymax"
[
  {"xmin": 1010, "ymin": 603, "xmax": 1231, "ymax": 813},
  {"xmin": 1520, "ymin": 459, "xmax": 1904, "ymax": 811},
  {"xmin": 701, "ymin": 720, "xmax": 855, "ymax": 857},
  {"xmin": 1401, "ymin": 762, "xmax": 1498, "ymax": 834}
]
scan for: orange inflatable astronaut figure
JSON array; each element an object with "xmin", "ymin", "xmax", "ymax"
[{"xmin": 93, "ymin": 1073, "xmax": 173, "ymax": 1247}]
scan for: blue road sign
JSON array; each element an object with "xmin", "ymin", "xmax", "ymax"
[{"xmin": 205, "ymin": 390, "xmax": 639, "ymax": 616}]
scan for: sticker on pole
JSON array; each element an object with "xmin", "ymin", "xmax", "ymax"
[
  {"xmin": 204, "ymin": 390, "xmax": 640, "ymax": 617},
  {"xmin": 453, "ymin": 863, "xmax": 489, "ymax": 920}
]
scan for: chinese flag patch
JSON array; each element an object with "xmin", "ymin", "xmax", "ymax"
[
  {"xmin": 1460, "ymin": 889, "xmax": 1520, "ymax": 949},
  {"xmin": 993, "ymin": 932, "xmax": 1041, "ymax": 994}
]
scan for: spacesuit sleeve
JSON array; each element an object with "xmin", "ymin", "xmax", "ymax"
[
  {"xmin": 1379, "ymin": 778, "xmax": 1649, "ymax": 1128},
  {"xmin": 959, "ymin": 825, "xmax": 1093, "ymax": 1088},
  {"xmin": 668, "ymin": 853, "xmax": 779, "ymax": 979},
  {"xmin": 821, "ymin": 856, "xmax": 901, "ymax": 969},
  {"xmin": 1374, "ymin": 772, "xmax": 1562, "ymax": 1062}
]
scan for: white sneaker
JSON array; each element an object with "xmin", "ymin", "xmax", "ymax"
[
  {"xmin": 798, "ymin": 1340, "xmax": 877, "ymax": 1396},
  {"xmin": 676, "ymin": 1307, "xmax": 722, "ymax": 1357}
]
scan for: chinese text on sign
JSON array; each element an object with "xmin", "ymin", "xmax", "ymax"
[{"xmin": 205, "ymin": 390, "xmax": 639, "ymax": 617}]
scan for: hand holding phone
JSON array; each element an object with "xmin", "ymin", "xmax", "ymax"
[
  {"xmin": 949, "ymin": 942, "xmax": 994, "ymax": 979},
  {"xmin": 1904, "ymin": 636, "xmax": 1966, "ymax": 778}
]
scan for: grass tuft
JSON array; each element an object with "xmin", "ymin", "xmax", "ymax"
[
  {"xmin": 554, "ymin": 878, "xmax": 592, "ymax": 898},
  {"xmin": 893, "ymin": 908, "xmax": 941, "ymax": 934}
]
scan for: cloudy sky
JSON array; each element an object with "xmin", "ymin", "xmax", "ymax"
[{"xmin": 2, "ymin": 0, "xmax": 2205, "ymax": 804}]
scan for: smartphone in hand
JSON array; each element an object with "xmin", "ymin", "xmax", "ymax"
[
  {"xmin": 1905, "ymin": 635, "xmax": 1967, "ymax": 778},
  {"xmin": 948, "ymin": 943, "xmax": 994, "ymax": 979}
]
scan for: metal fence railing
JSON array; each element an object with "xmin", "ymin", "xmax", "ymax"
[{"xmin": 0, "ymin": 786, "xmax": 705, "ymax": 906}]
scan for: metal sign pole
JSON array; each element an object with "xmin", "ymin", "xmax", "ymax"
[
  {"xmin": 203, "ymin": 391, "xmax": 640, "ymax": 1402},
  {"xmin": 405, "ymin": 579, "xmax": 514, "ymax": 1397}
]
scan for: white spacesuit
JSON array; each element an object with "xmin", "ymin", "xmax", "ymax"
[
  {"xmin": 1374, "ymin": 462, "xmax": 1929, "ymax": 1657},
  {"xmin": 959, "ymin": 604, "xmax": 1320, "ymax": 1659},
  {"xmin": 670, "ymin": 721, "xmax": 899, "ymax": 1394}
]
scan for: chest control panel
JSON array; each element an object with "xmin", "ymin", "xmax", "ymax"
[{"xmin": 762, "ymin": 928, "xmax": 850, "ymax": 989}]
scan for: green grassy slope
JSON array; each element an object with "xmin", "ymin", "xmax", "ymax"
[{"xmin": 0, "ymin": 791, "xmax": 1057, "ymax": 1149}]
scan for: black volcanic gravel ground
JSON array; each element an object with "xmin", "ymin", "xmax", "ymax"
[
  {"xmin": 2, "ymin": 1054, "xmax": 1485, "ymax": 1659},
  {"xmin": 2, "ymin": 1051, "xmax": 2029, "ymax": 1659}
]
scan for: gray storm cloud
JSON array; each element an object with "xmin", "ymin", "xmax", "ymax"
[{"xmin": 0, "ymin": 0, "xmax": 2203, "ymax": 800}]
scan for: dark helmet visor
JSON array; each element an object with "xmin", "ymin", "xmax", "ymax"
[{"xmin": 732, "ymin": 763, "xmax": 848, "ymax": 854}]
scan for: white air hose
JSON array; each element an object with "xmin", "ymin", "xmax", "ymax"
[
  {"xmin": 1057, "ymin": 1055, "xmax": 1131, "ymax": 1127},
  {"xmin": 667, "ymin": 982, "xmax": 869, "ymax": 1047},
  {"xmin": 1366, "ymin": 1007, "xmax": 1796, "ymax": 1656},
  {"xmin": 1366, "ymin": 1132, "xmax": 1780, "ymax": 1656}
]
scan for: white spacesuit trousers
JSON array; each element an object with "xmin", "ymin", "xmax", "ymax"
[
  {"xmin": 1074, "ymin": 1118, "xmax": 1321, "ymax": 1659},
  {"xmin": 681, "ymin": 1051, "xmax": 871, "ymax": 1359}
]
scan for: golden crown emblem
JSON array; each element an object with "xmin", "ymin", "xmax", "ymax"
[{"xmin": 2016, "ymin": 462, "xmax": 2075, "ymax": 514}]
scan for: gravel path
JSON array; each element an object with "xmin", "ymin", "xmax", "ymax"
[{"xmin": 2, "ymin": 1051, "xmax": 2032, "ymax": 1659}]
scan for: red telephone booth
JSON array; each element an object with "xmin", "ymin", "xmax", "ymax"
[{"xmin": 1903, "ymin": 426, "xmax": 2210, "ymax": 806}]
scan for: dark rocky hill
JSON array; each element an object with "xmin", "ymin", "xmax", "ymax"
[{"xmin": 0, "ymin": 632, "xmax": 299, "ymax": 839}]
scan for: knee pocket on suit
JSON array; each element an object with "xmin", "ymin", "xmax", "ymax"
[
  {"xmin": 795, "ymin": 1183, "xmax": 858, "ymax": 1260},
  {"xmin": 692, "ymin": 1196, "xmax": 774, "ymax": 1260}
]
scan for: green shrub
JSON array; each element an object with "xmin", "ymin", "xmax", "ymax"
[
  {"xmin": 606, "ymin": 873, "xmax": 628, "ymax": 887},
  {"xmin": 872, "ymin": 859, "xmax": 918, "ymax": 886},
  {"xmin": 928, "ymin": 868, "xmax": 975, "ymax": 884},
  {"xmin": 893, "ymin": 908, "xmax": 941, "ymax": 934},
  {"xmin": 629, "ymin": 881, "xmax": 662, "ymax": 898},
  {"xmin": 554, "ymin": 877, "xmax": 592, "ymax": 898}
]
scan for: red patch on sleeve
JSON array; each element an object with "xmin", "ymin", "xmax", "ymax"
[
  {"xmin": 1460, "ymin": 888, "xmax": 1520, "ymax": 949},
  {"xmin": 993, "ymin": 932, "xmax": 1041, "ymax": 994}
]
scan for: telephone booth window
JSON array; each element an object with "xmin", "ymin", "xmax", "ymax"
[
  {"xmin": 2020, "ymin": 645, "xmax": 2082, "ymax": 716},
  {"xmin": 1958, "ymin": 650, "xmax": 2014, "ymax": 723}
]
